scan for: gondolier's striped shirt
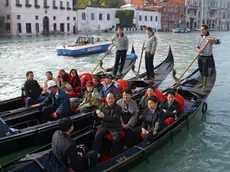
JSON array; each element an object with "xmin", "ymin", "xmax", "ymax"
[{"xmin": 196, "ymin": 35, "xmax": 221, "ymax": 56}]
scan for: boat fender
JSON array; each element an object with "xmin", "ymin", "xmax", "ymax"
[{"xmin": 202, "ymin": 102, "xmax": 208, "ymax": 114}]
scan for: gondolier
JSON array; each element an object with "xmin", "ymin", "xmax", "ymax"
[
  {"xmin": 144, "ymin": 27, "xmax": 157, "ymax": 80},
  {"xmin": 112, "ymin": 27, "xmax": 129, "ymax": 77},
  {"xmin": 196, "ymin": 24, "xmax": 220, "ymax": 91}
]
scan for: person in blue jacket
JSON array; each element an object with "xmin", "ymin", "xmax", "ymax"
[
  {"xmin": 39, "ymin": 80, "xmax": 71, "ymax": 122},
  {"xmin": 101, "ymin": 75, "xmax": 119, "ymax": 98}
]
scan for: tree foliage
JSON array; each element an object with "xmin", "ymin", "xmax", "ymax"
[
  {"xmin": 75, "ymin": 0, "xmax": 125, "ymax": 8},
  {"xmin": 115, "ymin": 10, "xmax": 134, "ymax": 27}
]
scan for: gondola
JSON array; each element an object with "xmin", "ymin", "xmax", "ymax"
[
  {"xmin": 0, "ymin": 47, "xmax": 174, "ymax": 158},
  {"xmin": 1, "ymin": 55, "xmax": 216, "ymax": 172},
  {"xmin": 0, "ymin": 46, "xmax": 137, "ymax": 114}
]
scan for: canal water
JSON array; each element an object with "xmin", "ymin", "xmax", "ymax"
[{"xmin": 0, "ymin": 31, "xmax": 230, "ymax": 171}]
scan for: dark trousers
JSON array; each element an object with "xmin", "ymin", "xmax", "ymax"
[
  {"xmin": 93, "ymin": 129, "xmax": 121, "ymax": 156},
  {"xmin": 198, "ymin": 56, "xmax": 209, "ymax": 77},
  {"xmin": 145, "ymin": 52, "xmax": 154, "ymax": 77},
  {"xmin": 113, "ymin": 50, "xmax": 127, "ymax": 76},
  {"xmin": 123, "ymin": 128, "xmax": 135, "ymax": 147},
  {"xmin": 41, "ymin": 105, "xmax": 64, "ymax": 122}
]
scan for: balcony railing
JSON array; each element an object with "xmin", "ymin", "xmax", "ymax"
[
  {"xmin": 44, "ymin": 5, "xmax": 50, "ymax": 9},
  {"xmin": 60, "ymin": 7, "xmax": 65, "ymax": 10},
  {"xmin": 209, "ymin": 6, "xmax": 218, "ymax": 10},
  {"xmin": 35, "ymin": 5, "xmax": 40, "ymax": 8},
  {"xmin": 187, "ymin": 5, "xmax": 198, "ymax": 10},
  {"xmin": 53, "ymin": 6, "xmax": 58, "ymax": 9},
  {"xmin": 26, "ymin": 4, "xmax": 32, "ymax": 7},
  {"xmin": 16, "ymin": 3, "xmax": 22, "ymax": 7},
  {"xmin": 67, "ymin": 7, "xmax": 71, "ymax": 10}
]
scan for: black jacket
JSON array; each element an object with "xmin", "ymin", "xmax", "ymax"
[
  {"xmin": 98, "ymin": 103, "xmax": 122, "ymax": 132},
  {"xmin": 141, "ymin": 107, "xmax": 165, "ymax": 134},
  {"xmin": 24, "ymin": 79, "xmax": 41, "ymax": 99},
  {"xmin": 160, "ymin": 100, "xmax": 181, "ymax": 118},
  {"xmin": 52, "ymin": 130, "xmax": 83, "ymax": 171},
  {"xmin": 139, "ymin": 95, "xmax": 160, "ymax": 112}
]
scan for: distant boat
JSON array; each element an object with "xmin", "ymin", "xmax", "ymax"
[
  {"xmin": 173, "ymin": 28, "xmax": 191, "ymax": 33},
  {"xmin": 56, "ymin": 35, "xmax": 112, "ymax": 56}
]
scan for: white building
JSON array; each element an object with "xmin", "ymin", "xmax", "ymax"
[
  {"xmin": 76, "ymin": 7, "xmax": 117, "ymax": 31},
  {"xmin": 0, "ymin": 0, "xmax": 77, "ymax": 35},
  {"xmin": 0, "ymin": 1, "xmax": 162, "ymax": 35},
  {"xmin": 135, "ymin": 10, "xmax": 161, "ymax": 30},
  {"xmin": 121, "ymin": 4, "xmax": 161, "ymax": 30},
  {"xmin": 185, "ymin": 0, "xmax": 230, "ymax": 31}
]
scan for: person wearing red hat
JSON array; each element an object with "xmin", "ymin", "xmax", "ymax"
[{"xmin": 76, "ymin": 81, "xmax": 100, "ymax": 113}]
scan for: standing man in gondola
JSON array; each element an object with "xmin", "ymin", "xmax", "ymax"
[
  {"xmin": 196, "ymin": 24, "xmax": 220, "ymax": 91},
  {"xmin": 112, "ymin": 27, "xmax": 129, "ymax": 77},
  {"xmin": 144, "ymin": 27, "xmax": 157, "ymax": 80}
]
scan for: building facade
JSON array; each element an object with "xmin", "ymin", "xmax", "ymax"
[
  {"xmin": 121, "ymin": 4, "xmax": 161, "ymax": 30},
  {"xmin": 76, "ymin": 7, "xmax": 117, "ymax": 31},
  {"xmin": 77, "ymin": 6, "xmax": 161, "ymax": 31},
  {"xmin": 0, "ymin": 0, "xmax": 77, "ymax": 35},
  {"xmin": 186, "ymin": 0, "xmax": 230, "ymax": 31},
  {"xmin": 141, "ymin": 0, "xmax": 186, "ymax": 31}
]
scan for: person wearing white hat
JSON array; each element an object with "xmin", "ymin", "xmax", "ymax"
[{"xmin": 39, "ymin": 80, "xmax": 71, "ymax": 122}]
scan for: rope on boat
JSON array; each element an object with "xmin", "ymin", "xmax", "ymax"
[{"xmin": 202, "ymin": 102, "xmax": 208, "ymax": 114}]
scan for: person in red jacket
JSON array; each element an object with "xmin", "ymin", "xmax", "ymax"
[{"xmin": 68, "ymin": 69, "xmax": 81, "ymax": 98}]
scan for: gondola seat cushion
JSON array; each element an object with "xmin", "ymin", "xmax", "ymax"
[
  {"xmin": 23, "ymin": 98, "xmax": 39, "ymax": 105},
  {"xmin": 164, "ymin": 117, "xmax": 174, "ymax": 126},
  {"xmin": 175, "ymin": 93, "xmax": 184, "ymax": 112},
  {"xmin": 116, "ymin": 80, "xmax": 128, "ymax": 95},
  {"xmin": 23, "ymin": 87, "xmax": 44, "ymax": 105},
  {"xmin": 144, "ymin": 88, "xmax": 165, "ymax": 101},
  {"xmin": 100, "ymin": 98, "xmax": 106, "ymax": 103},
  {"xmin": 79, "ymin": 73, "xmax": 92, "ymax": 87},
  {"xmin": 105, "ymin": 131, "xmax": 125, "ymax": 141},
  {"xmin": 96, "ymin": 130, "xmax": 125, "ymax": 141}
]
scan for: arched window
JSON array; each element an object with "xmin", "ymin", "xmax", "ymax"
[
  {"xmin": 99, "ymin": 13, "xmax": 102, "ymax": 20},
  {"xmin": 91, "ymin": 13, "xmax": 94, "ymax": 20},
  {"xmin": 107, "ymin": 14, "xmax": 110, "ymax": 20},
  {"xmin": 82, "ymin": 12, "xmax": 86, "ymax": 20}
]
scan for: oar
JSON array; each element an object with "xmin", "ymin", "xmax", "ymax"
[
  {"xmin": 174, "ymin": 41, "xmax": 210, "ymax": 84},
  {"xmin": 91, "ymin": 44, "xmax": 115, "ymax": 74},
  {"xmin": 137, "ymin": 43, "xmax": 145, "ymax": 78}
]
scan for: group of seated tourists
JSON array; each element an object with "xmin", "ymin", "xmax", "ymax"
[
  {"xmin": 22, "ymin": 69, "xmax": 122, "ymax": 122},
  {"xmin": 92, "ymin": 88, "xmax": 183, "ymax": 159},
  {"xmin": 51, "ymin": 88, "xmax": 184, "ymax": 171}
]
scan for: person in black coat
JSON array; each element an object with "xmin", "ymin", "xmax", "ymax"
[
  {"xmin": 52, "ymin": 117, "xmax": 97, "ymax": 172},
  {"xmin": 140, "ymin": 97, "xmax": 165, "ymax": 142},
  {"xmin": 93, "ymin": 92, "xmax": 122, "ymax": 156},
  {"xmin": 160, "ymin": 90, "xmax": 181, "ymax": 120},
  {"xmin": 24, "ymin": 71, "xmax": 46, "ymax": 107}
]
